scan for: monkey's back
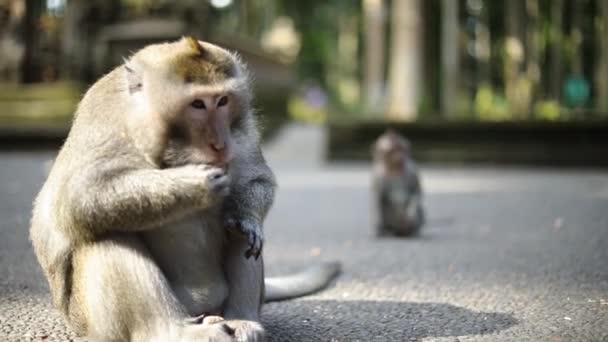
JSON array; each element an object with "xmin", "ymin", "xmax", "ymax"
[{"xmin": 29, "ymin": 66, "xmax": 140, "ymax": 317}]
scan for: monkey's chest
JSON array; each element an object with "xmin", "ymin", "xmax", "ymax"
[
  {"xmin": 141, "ymin": 213, "xmax": 228, "ymax": 316},
  {"xmin": 385, "ymin": 179, "xmax": 411, "ymax": 206}
]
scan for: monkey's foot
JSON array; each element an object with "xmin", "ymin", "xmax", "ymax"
[
  {"xmin": 222, "ymin": 320, "xmax": 265, "ymax": 342},
  {"xmin": 187, "ymin": 312, "xmax": 224, "ymax": 325},
  {"xmin": 181, "ymin": 318, "xmax": 236, "ymax": 342},
  {"xmin": 186, "ymin": 316, "xmax": 264, "ymax": 342},
  {"xmin": 224, "ymin": 217, "xmax": 264, "ymax": 259}
]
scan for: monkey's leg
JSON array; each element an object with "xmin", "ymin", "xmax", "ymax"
[
  {"xmin": 376, "ymin": 217, "xmax": 392, "ymax": 237},
  {"xmin": 71, "ymin": 234, "xmax": 235, "ymax": 342},
  {"xmin": 403, "ymin": 198, "xmax": 425, "ymax": 236},
  {"xmin": 221, "ymin": 237, "xmax": 266, "ymax": 341},
  {"xmin": 376, "ymin": 205, "xmax": 394, "ymax": 237}
]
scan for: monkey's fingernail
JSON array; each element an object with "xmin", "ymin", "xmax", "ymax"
[{"xmin": 221, "ymin": 323, "xmax": 235, "ymax": 336}]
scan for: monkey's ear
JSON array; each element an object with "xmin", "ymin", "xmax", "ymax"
[
  {"xmin": 124, "ymin": 60, "xmax": 143, "ymax": 94},
  {"xmin": 182, "ymin": 36, "xmax": 205, "ymax": 56}
]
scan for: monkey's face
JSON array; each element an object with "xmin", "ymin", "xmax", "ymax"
[
  {"xmin": 126, "ymin": 37, "xmax": 250, "ymax": 168},
  {"xmin": 387, "ymin": 148, "xmax": 407, "ymax": 167},
  {"xmin": 373, "ymin": 131, "xmax": 410, "ymax": 171},
  {"xmin": 162, "ymin": 91, "xmax": 238, "ymax": 167}
]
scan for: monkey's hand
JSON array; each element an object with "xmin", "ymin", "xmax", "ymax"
[
  {"xmin": 224, "ymin": 215, "xmax": 264, "ymax": 260},
  {"xmin": 171, "ymin": 164, "xmax": 230, "ymax": 208}
]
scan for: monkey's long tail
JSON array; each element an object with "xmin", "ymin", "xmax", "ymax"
[{"xmin": 263, "ymin": 261, "xmax": 341, "ymax": 302}]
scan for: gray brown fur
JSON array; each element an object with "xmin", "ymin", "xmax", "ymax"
[
  {"xmin": 372, "ymin": 130, "xmax": 425, "ymax": 237},
  {"xmin": 30, "ymin": 38, "xmax": 278, "ymax": 341}
]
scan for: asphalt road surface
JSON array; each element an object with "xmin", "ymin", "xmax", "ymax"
[{"xmin": 1, "ymin": 125, "xmax": 607, "ymax": 341}]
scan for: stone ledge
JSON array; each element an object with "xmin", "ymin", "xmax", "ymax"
[{"xmin": 327, "ymin": 120, "xmax": 608, "ymax": 167}]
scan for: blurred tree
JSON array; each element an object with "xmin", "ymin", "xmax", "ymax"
[
  {"xmin": 595, "ymin": 0, "xmax": 608, "ymax": 112},
  {"xmin": 387, "ymin": 0, "xmax": 423, "ymax": 121},
  {"xmin": 569, "ymin": 0, "xmax": 584, "ymax": 76},
  {"xmin": 526, "ymin": 0, "xmax": 540, "ymax": 112},
  {"xmin": 440, "ymin": 0, "xmax": 459, "ymax": 119},
  {"xmin": 475, "ymin": 0, "xmax": 491, "ymax": 89},
  {"xmin": 278, "ymin": 1, "xmax": 332, "ymax": 90},
  {"xmin": 22, "ymin": 0, "xmax": 43, "ymax": 83},
  {"xmin": 334, "ymin": 6, "xmax": 360, "ymax": 108},
  {"xmin": 549, "ymin": 0, "xmax": 563, "ymax": 102},
  {"xmin": 362, "ymin": 0, "xmax": 385, "ymax": 111},
  {"xmin": 504, "ymin": 0, "xmax": 530, "ymax": 118},
  {"xmin": 0, "ymin": 0, "xmax": 25, "ymax": 83},
  {"xmin": 61, "ymin": 0, "xmax": 121, "ymax": 81}
]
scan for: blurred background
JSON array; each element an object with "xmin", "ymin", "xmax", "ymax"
[
  {"xmin": 1, "ymin": 2, "xmax": 607, "ymax": 340},
  {"xmin": 1, "ymin": 0, "xmax": 607, "ymax": 164}
]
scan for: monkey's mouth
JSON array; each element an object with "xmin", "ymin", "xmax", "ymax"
[
  {"xmin": 208, "ymin": 151, "xmax": 234, "ymax": 168},
  {"xmin": 209, "ymin": 160, "xmax": 230, "ymax": 170},
  {"xmin": 202, "ymin": 152, "xmax": 233, "ymax": 169}
]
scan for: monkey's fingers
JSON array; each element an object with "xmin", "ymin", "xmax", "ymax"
[
  {"xmin": 202, "ymin": 315, "xmax": 225, "ymax": 325},
  {"xmin": 225, "ymin": 217, "xmax": 264, "ymax": 259},
  {"xmin": 187, "ymin": 313, "xmax": 224, "ymax": 325},
  {"xmin": 242, "ymin": 221, "xmax": 264, "ymax": 260},
  {"xmin": 252, "ymin": 232, "xmax": 263, "ymax": 260},
  {"xmin": 244, "ymin": 230, "xmax": 263, "ymax": 260}
]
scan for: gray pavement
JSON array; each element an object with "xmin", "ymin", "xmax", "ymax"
[{"xmin": 1, "ymin": 124, "xmax": 608, "ymax": 341}]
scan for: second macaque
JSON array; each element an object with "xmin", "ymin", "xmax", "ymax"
[{"xmin": 372, "ymin": 130, "xmax": 425, "ymax": 237}]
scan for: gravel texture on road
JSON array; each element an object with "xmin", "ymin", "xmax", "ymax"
[{"xmin": 1, "ymin": 125, "xmax": 607, "ymax": 341}]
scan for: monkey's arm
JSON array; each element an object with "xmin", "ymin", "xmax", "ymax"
[
  {"xmin": 405, "ymin": 164, "xmax": 425, "ymax": 228},
  {"xmin": 221, "ymin": 140, "xmax": 275, "ymax": 322},
  {"xmin": 226, "ymin": 145, "xmax": 276, "ymax": 218},
  {"xmin": 67, "ymin": 163, "xmax": 227, "ymax": 236},
  {"xmin": 223, "ymin": 145, "xmax": 276, "ymax": 258}
]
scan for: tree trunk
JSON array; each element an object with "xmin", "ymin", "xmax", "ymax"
[
  {"xmin": 473, "ymin": 1, "xmax": 491, "ymax": 88},
  {"xmin": 570, "ymin": 0, "xmax": 583, "ymax": 75},
  {"xmin": 526, "ymin": 0, "xmax": 540, "ymax": 111},
  {"xmin": 362, "ymin": 0, "xmax": 385, "ymax": 111},
  {"xmin": 22, "ymin": 0, "xmax": 43, "ymax": 83},
  {"xmin": 549, "ymin": 0, "xmax": 563, "ymax": 102},
  {"xmin": 440, "ymin": 0, "xmax": 459, "ymax": 119},
  {"xmin": 387, "ymin": 0, "xmax": 423, "ymax": 121},
  {"xmin": 504, "ymin": 0, "xmax": 528, "ymax": 118},
  {"xmin": 61, "ymin": 0, "xmax": 89, "ymax": 80},
  {"xmin": 336, "ymin": 12, "xmax": 360, "ymax": 107},
  {"xmin": 595, "ymin": 0, "xmax": 608, "ymax": 112}
]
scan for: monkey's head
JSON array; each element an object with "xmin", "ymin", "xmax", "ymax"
[
  {"xmin": 123, "ymin": 37, "xmax": 252, "ymax": 168},
  {"xmin": 373, "ymin": 130, "xmax": 411, "ymax": 171}
]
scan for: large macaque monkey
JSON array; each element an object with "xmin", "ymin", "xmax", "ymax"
[
  {"xmin": 30, "ymin": 37, "xmax": 339, "ymax": 342},
  {"xmin": 372, "ymin": 130, "xmax": 425, "ymax": 237}
]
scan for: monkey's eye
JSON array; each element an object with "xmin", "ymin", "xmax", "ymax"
[
  {"xmin": 191, "ymin": 99, "xmax": 206, "ymax": 109},
  {"xmin": 217, "ymin": 96, "xmax": 228, "ymax": 107}
]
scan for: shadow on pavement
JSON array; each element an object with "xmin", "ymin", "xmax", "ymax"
[{"xmin": 263, "ymin": 299, "xmax": 518, "ymax": 341}]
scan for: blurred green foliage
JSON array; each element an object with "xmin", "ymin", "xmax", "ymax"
[{"xmin": 2, "ymin": 0, "xmax": 608, "ymax": 124}]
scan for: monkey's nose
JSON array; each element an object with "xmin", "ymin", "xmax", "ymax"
[{"xmin": 210, "ymin": 142, "xmax": 224, "ymax": 152}]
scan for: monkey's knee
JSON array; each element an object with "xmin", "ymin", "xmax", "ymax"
[{"xmin": 71, "ymin": 234, "xmax": 182, "ymax": 339}]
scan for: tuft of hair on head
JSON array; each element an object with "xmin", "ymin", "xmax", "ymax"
[{"xmin": 181, "ymin": 36, "xmax": 206, "ymax": 57}]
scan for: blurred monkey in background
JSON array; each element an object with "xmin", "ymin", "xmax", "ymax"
[{"xmin": 372, "ymin": 130, "xmax": 425, "ymax": 237}]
